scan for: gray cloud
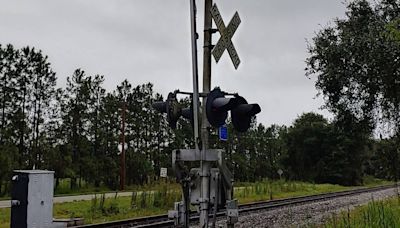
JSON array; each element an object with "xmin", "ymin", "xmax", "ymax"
[{"xmin": 0, "ymin": 0, "xmax": 347, "ymax": 126}]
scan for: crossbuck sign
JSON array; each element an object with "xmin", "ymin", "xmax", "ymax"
[{"xmin": 211, "ymin": 4, "xmax": 241, "ymax": 69}]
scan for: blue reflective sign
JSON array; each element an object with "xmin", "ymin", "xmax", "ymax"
[{"xmin": 219, "ymin": 125, "xmax": 228, "ymax": 141}]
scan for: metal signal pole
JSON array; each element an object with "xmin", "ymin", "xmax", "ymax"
[
  {"xmin": 157, "ymin": 1, "xmax": 246, "ymax": 226},
  {"xmin": 190, "ymin": 0, "xmax": 200, "ymax": 154},
  {"xmin": 189, "ymin": 0, "xmax": 200, "ymax": 227},
  {"xmin": 200, "ymin": 0, "xmax": 213, "ymax": 227}
]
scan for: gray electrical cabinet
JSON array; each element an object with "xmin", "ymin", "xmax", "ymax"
[
  {"xmin": 11, "ymin": 170, "xmax": 55, "ymax": 228},
  {"xmin": 189, "ymin": 168, "xmax": 225, "ymax": 206}
]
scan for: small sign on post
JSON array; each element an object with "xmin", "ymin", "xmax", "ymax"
[
  {"xmin": 219, "ymin": 125, "xmax": 228, "ymax": 141},
  {"xmin": 160, "ymin": 167, "xmax": 168, "ymax": 178}
]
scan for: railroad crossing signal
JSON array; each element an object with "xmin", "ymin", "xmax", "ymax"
[
  {"xmin": 231, "ymin": 96, "xmax": 261, "ymax": 132},
  {"xmin": 152, "ymin": 92, "xmax": 192, "ymax": 129},
  {"xmin": 206, "ymin": 87, "xmax": 237, "ymax": 128},
  {"xmin": 206, "ymin": 87, "xmax": 261, "ymax": 132},
  {"xmin": 211, "ymin": 3, "xmax": 241, "ymax": 69},
  {"xmin": 155, "ymin": 2, "xmax": 254, "ymax": 227}
]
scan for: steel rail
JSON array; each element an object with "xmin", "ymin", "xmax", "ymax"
[{"xmin": 72, "ymin": 184, "xmax": 396, "ymax": 228}]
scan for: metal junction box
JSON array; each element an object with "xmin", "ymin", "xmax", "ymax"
[
  {"xmin": 11, "ymin": 170, "xmax": 55, "ymax": 228},
  {"xmin": 189, "ymin": 168, "xmax": 224, "ymax": 206}
]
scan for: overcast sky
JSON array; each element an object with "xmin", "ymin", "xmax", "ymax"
[{"xmin": 0, "ymin": 0, "xmax": 349, "ymax": 126}]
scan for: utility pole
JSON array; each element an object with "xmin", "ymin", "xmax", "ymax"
[
  {"xmin": 120, "ymin": 101, "xmax": 126, "ymax": 191},
  {"xmin": 200, "ymin": 0, "xmax": 213, "ymax": 227}
]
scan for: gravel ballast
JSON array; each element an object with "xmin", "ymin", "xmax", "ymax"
[{"xmin": 207, "ymin": 186, "xmax": 399, "ymax": 228}]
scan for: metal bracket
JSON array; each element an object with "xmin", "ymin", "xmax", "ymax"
[
  {"xmin": 203, "ymin": 44, "xmax": 215, "ymax": 49},
  {"xmin": 226, "ymin": 199, "xmax": 239, "ymax": 226},
  {"xmin": 204, "ymin": 28, "xmax": 218, "ymax": 33},
  {"xmin": 11, "ymin": 200, "xmax": 20, "ymax": 206},
  {"xmin": 168, "ymin": 201, "xmax": 186, "ymax": 227},
  {"xmin": 174, "ymin": 90, "xmax": 210, "ymax": 98},
  {"xmin": 173, "ymin": 149, "xmax": 221, "ymax": 162},
  {"xmin": 170, "ymin": 149, "xmax": 236, "ymax": 227},
  {"xmin": 218, "ymin": 151, "xmax": 233, "ymax": 197}
]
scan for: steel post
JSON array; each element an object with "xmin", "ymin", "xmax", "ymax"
[
  {"xmin": 189, "ymin": 0, "xmax": 200, "ymax": 152},
  {"xmin": 200, "ymin": 0, "xmax": 213, "ymax": 227},
  {"xmin": 189, "ymin": 0, "xmax": 200, "ymax": 227}
]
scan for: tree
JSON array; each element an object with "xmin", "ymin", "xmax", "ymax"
[
  {"xmin": 367, "ymin": 136, "xmax": 400, "ymax": 180},
  {"xmin": 330, "ymin": 109, "xmax": 370, "ymax": 185},
  {"xmin": 98, "ymin": 93, "xmax": 120, "ymax": 188},
  {"xmin": 24, "ymin": 47, "xmax": 57, "ymax": 169},
  {"xmin": 61, "ymin": 69, "xmax": 92, "ymax": 189},
  {"xmin": 282, "ymin": 113, "xmax": 333, "ymax": 182},
  {"xmin": 0, "ymin": 44, "xmax": 20, "ymax": 194},
  {"xmin": 306, "ymin": 0, "xmax": 400, "ymax": 133},
  {"xmin": 0, "ymin": 44, "xmax": 57, "ymax": 193},
  {"xmin": 282, "ymin": 112, "xmax": 369, "ymax": 185}
]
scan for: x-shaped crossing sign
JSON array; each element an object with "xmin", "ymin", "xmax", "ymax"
[{"xmin": 211, "ymin": 4, "xmax": 241, "ymax": 69}]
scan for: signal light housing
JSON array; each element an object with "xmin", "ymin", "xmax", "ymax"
[
  {"xmin": 152, "ymin": 92, "xmax": 181, "ymax": 129},
  {"xmin": 231, "ymin": 96, "xmax": 261, "ymax": 132},
  {"xmin": 206, "ymin": 87, "xmax": 237, "ymax": 128},
  {"xmin": 153, "ymin": 88, "xmax": 260, "ymax": 133},
  {"xmin": 152, "ymin": 92, "xmax": 193, "ymax": 129}
]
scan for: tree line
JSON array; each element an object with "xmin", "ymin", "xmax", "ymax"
[
  {"xmin": 0, "ymin": 43, "xmax": 398, "ymax": 197},
  {"xmin": 0, "ymin": 44, "xmax": 172, "ymax": 193}
]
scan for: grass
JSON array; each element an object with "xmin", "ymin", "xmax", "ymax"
[
  {"xmin": 0, "ymin": 210, "xmax": 9, "ymax": 228},
  {"xmin": 234, "ymin": 180, "xmax": 352, "ymax": 204},
  {"xmin": 53, "ymin": 178, "xmax": 180, "ymax": 196},
  {"xmin": 0, "ymin": 178, "xmax": 180, "ymax": 200},
  {"xmin": 0, "ymin": 185, "xmax": 182, "ymax": 228},
  {"xmin": 362, "ymin": 176, "xmax": 392, "ymax": 187},
  {"xmin": 54, "ymin": 178, "xmax": 112, "ymax": 195},
  {"xmin": 54, "ymin": 187, "xmax": 182, "ymax": 224},
  {"xmin": 0, "ymin": 176, "xmax": 387, "ymax": 200},
  {"xmin": 0, "ymin": 178, "xmax": 393, "ymax": 228},
  {"xmin": 322, "ymin": 191, "xmax": 400, "ymax": 227},
  {"xmin": 0, "ymin": 178, "xmax": 179, "ymax": 198},
  {"xmin": 234, "ymin": 176, "xmax": 392, "ymax": 204}
]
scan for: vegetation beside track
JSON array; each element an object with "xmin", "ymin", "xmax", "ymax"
[
  {"xmin": 321, "ymin": 192, "xmax": 400, "ymax": 227},
  {"xmin": 0, "ymin": 178, "xmax": 391, "ymax": 227}
]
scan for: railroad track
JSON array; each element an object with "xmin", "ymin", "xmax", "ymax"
[{"xmin": 73, "ymin": 184, "xmax": 397, "ymax": 228}]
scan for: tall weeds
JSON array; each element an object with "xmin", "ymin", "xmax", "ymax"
[{"xmin": 324, "ymin": 194, "xmax": 400, "ymax": 228}]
